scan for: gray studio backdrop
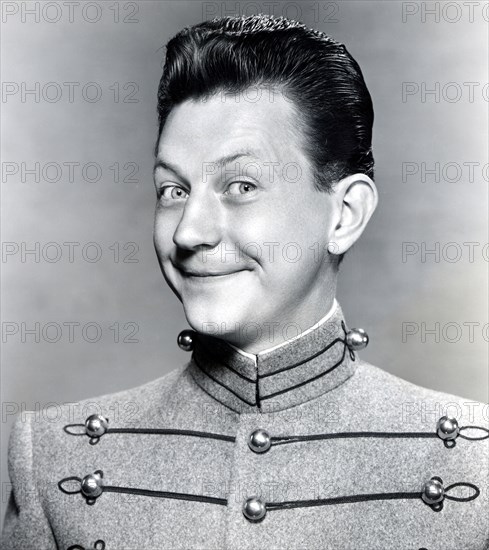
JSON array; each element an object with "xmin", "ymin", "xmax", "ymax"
[{"xmin": 1, "ymin": 0, "xmax": 488, "ymax": 530}]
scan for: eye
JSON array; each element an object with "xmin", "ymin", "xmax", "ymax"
[
  {"xmin": 157, "ymin": 185, "xmax": 189, "ymax": 201},
  {"xmin": 225, "ymin": 181, "xmax": 257, "ymax": 196}
]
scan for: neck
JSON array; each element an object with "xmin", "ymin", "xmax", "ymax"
[
  {"xmin": 228, "ymin": 298, "xmax": 339, "ymax": 358},
  {"xmin": 216, "ymin": 291, "xmax": 338, "ymax": 354}
]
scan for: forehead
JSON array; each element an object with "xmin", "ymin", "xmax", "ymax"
[{"xmin": 156, "ymin": 89, "xmax": 306, "ymax": 172}]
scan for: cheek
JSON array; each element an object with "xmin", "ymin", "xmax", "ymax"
[
  {"xmin": 291, "ymin": 197, "xmax": 332, "ymax": 250},
  {"xmin": 228, "ymin": 205, "xmax": 313, "ymax": 270},
  {"xmin": 225, "ymin": 209, "xmax": 271, "ymax": 258},
  {"xmin": 153, "ymin": 211, "xmax": 177, "ymax": 256}
]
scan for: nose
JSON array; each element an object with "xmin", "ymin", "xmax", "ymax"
[{"xmin": 172, "ymin": 191, "xmax": 222, "ymax": 251}]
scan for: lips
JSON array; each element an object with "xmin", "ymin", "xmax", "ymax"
[
  {"xmin": 179, "ymin": 269, "xmax": 243, "ymax": 277},
  {"xmin": 173, "ymin": 263, "xmax": 247, "ymax": 277},
  {"xmin": 188, "ymin": 273, "xmax": 236, "ymax": 277}
]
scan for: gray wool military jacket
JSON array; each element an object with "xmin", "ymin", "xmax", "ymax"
[{"xmin": 2, "ymin": 303, "xmax": 489, "ymax": 550}]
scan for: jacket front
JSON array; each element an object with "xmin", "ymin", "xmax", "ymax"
[{"xmin": 2, "ymin": 303, "xmax": 489, "ymax": 550}]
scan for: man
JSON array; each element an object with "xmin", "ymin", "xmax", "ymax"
[{"xmin": 2, "ymin": 14, "xmax": 488, "ymax": 550}]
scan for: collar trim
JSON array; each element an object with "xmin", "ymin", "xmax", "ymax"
[{"xmin": 188, "ymin": 304, "xmax": 357, "ymax": 413}]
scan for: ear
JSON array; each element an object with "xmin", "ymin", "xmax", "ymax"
[{"xmin": 328, "ymin": 173, "xmax": 378, "ymax": 256}]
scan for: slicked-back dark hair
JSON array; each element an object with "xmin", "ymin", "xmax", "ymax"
[{"xmin": 156, "ymin": 14, "xmax": 374, "ymax": 193}]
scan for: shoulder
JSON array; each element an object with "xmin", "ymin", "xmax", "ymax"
[
  {"xmin": 7, "ymin": 364, "xmax": 190, "ymax": 465},
  {"xmin": 346, "ymin": 360, "xmax": 489, "ymax": 489},
  {"xmin": 353, "ymin": 360, "xmax": 488, "ymax": 426}
]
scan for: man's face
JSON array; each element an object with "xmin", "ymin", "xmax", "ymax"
[{"xmin": 154, "ymin": 89, "xmax": 338, "ymax": 350}]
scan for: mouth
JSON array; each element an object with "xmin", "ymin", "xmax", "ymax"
[{"xmin": 175, "ymin": 265, "xmax": 248, "ymax": 279}]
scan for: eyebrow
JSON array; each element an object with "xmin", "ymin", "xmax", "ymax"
[{"xmin": 153, "ymin": 150, "xmax": 263, "ymax": 181}]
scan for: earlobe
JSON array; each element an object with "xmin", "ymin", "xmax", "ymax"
[{"xmin": 329, "ymin": 173, "xmax": 378, "ymax": 256}]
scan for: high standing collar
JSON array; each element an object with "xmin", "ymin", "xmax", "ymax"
[{"xmin": 187, "ymin": 302, "xmax": 359, "ymax": 413}]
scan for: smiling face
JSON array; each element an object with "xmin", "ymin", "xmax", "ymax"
[{"xmin": 153, "ymin": 89, "xmax": 340, "ymax": 352}]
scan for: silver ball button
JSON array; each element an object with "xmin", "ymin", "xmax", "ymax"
[
  {"xmin": 422, "ymin": 477, "xmax": 444, "ymax": 505},
  {"xmin": 242, "ymin": 497, "xmax": 266, "ymax": 522},
  {"xmin": 345, "ymin": 328, "xmax": 369, "ymax": 351},
  {"xmin": 85, "ymin": 414, "xmax": 109, "ymax": 438},
  {"xmin": 177, "ymin": 330, "xmax": 195, "ymax": 351},
  {"xmin": 248, "ymin": 429, "xmax": 271, "ymax": 454},
  {"xmin": 80, "ymin": 472, "xmax": 104, "ymax": 499},
  {"xmin": 436, "ymin": 416, "xmax": 460, "ymax": 441}
]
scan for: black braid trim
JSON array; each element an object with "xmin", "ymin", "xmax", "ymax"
[{"xmin": 271, "ymin": 431, "xmax": 437, "ymax": 446}]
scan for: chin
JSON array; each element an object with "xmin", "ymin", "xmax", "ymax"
[{"xmin": 182, "ymin": 297, "xmax": 251, "ymax": 339}]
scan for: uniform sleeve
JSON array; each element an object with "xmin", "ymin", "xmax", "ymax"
[{"xmin": 1, "ymin": 415, "xmax": 56, "ymax": 550}]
